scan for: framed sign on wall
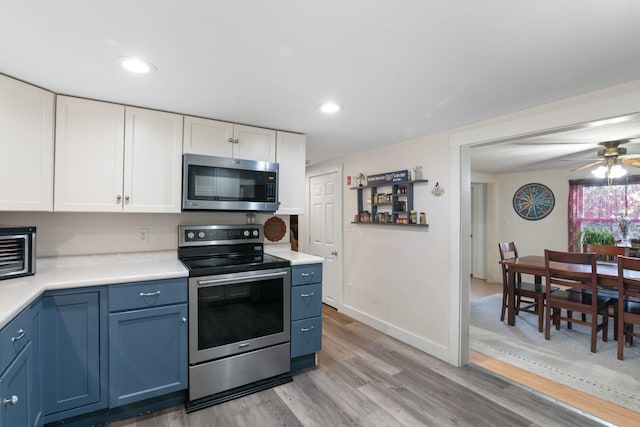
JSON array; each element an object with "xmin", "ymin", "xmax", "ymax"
[{"xmin": 512, "ymin": 183, "xmax": 555, "ymax": 221}]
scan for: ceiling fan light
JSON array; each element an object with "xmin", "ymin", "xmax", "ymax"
[
  {"xmin": 591, "ymin": 166, "xmax": 608, "ymax": 178},
  {"xmin": 609, "ymin": 164, "xmax": 627, "ymax": 179}
]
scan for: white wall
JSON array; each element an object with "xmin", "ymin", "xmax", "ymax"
[{"xmin": 307, "ymin": 130, "xmax": 454, "ymax": 360}]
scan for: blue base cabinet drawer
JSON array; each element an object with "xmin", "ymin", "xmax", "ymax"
[
  {"xmin": 109, "ymin": 278, "xmax": 187, "ymax": 312},
  {"xmin": 291, "ymin": 317, "xmax": 322, "ymax": 358},
  {"xmin": 291, "ymin": 283, "xmax": 322, "ymax": 321},
  {"xmin": 0, "ymin": 307, "xmax": 32, "ymax": 373},
  {"xmin": 291, "ymin": 264, "xmax": 322, "ymax": 286}
]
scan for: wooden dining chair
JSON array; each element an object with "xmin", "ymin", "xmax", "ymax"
[
  {"xmin": 582, "ymin": 243, "xmax": 629, "ymax": 262},
  {"xmin": 544, "ymin": 249, "xmax": 612, "ymax": 353},
  {"xmin": 498, "ymin": 242, "xmax": 555, "ymax": 332},
  {"xmin": 617, "ymin": 256, "xmax": 640, "ymax": 360},
  {"xmin": 582, "ymin": 243, "xmax": 629, "ymax": 339}
]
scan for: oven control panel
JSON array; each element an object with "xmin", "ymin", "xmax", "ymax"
[{"xmin": 179, "ymin": 225, "xmax": 262, "ymax": 246}]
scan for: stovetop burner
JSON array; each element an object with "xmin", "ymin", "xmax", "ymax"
[
  {"xmin": 180, "ymin": 253, "xmax": 290, "ymax": 276},
  {"xmin": 178, "ymin": 224, "xmax": 290, "ymax": 276}
]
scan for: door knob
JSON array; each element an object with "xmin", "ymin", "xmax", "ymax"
[{"xmin": 3, "ymin": 395, "xmax": 18, "ymax": 405}]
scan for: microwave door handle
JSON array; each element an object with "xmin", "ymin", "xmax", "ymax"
[{"xmin": 197, "ymin": 271, "xmax": 288, "ymax": 287}]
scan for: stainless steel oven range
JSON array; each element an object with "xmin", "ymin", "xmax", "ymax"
[{"xmin": 178, "ymin": 224, "xmax": 292, "ymax": 412}]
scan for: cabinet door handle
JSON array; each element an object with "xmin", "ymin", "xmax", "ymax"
[
  {"xmin": 300, "ymin": 326, "xmax": 315, "ymax": 333},
  {"xmin": 182, "ymin": 317, "xmax": 187, "ymax": 323},
  {"xmin": 116, "ymin": 195, "xmax": 122, "ymax": 203},
  {"xmin": 300, "ymin": 292, "xmax": 314, "ymax": 298},
  {"xmin": 11, "ymin": 329, "xmax": 25, "ymax": 343},
  {"xmin": 234, "ymin": 138, "xmax": 239, "ymax": 144},
  {"xmin": 139, "ymin": 291, "xmax": 161, "ymax": 297},
  {"xmin": 125, "ymin": 195, "xmax": 130, "ymax": 203},
  {"xmin": 300, "ymin": 272, "xmax": 314, "ymax": 277},
  {"xmin": 228, "ymin": 137, "xmax": 234, "ymax": 143},
  {"xmin": 3, "ymin": 395, "xmax": 18, "ymax": 405}
]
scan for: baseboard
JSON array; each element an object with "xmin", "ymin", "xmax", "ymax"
[{"xmin": 339, "ymin": 304, "xmax": 452, "ymax": 363}]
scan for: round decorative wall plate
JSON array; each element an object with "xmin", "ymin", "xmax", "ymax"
[
  {"xmin": 264, "ymin": 216, "xmax": 287, "ymax": 242},
  {"xmin": 512, "ymin": 183, "xmax": 555, "ymax": 221}
]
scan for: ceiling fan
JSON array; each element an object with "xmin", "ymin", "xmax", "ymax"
[{"xmin": 571, "ymin": 139, "xmax": 640, "ymax": 180}]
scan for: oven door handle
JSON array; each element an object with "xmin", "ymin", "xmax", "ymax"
[{"xmin": 197, "ymin": 271, "xmax": 288, "ymax": 287}]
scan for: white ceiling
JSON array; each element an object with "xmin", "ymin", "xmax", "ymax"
[
  {"xmin": 2, "ymin": 1, "xmax": 640, "ymax": 166},
  {"xmin": 470, "ymin": 115, "xmax": 640, "ymax": 174}
]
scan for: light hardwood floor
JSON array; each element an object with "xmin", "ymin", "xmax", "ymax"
[{"xmin": 112, "ymin": 303, "xmax": 611, "ymax": 427}]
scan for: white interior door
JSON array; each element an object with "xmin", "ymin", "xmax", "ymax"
[{"xmin": 309, "ymin": 170, "xmax": 342, "ymax": 309}]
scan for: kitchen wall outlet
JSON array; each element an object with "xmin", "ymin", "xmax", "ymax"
[{"xmin": 139, "ymin": 227, "xmax": 149, "ymax": 242}]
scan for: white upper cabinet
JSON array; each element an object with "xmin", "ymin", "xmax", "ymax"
[
  {"xmin": 183, "ymin": 116, "xmax": 276, "ymax": 162},
  {"xmin": 275, "ymin": 131, "xmax": 306, "ymax": 215},
  {"xmin": 0, "ymin": 75, "xmax": 55, "ymax": 211},
  {"xmin": 55, "ymin": 96, "xmax": 125, "ymax": 212},
  {"xmin": 54, "ymin": 96, "xmax": 183, "ymax": 212},
  {"xmin": 232, "ymin": 124, "xmax": 276, "ymax": 162},
  {"xmin": 183, "ymin": 116, "xmax": 233, "ymax": 157},
  {"xmin": 123, "ymin": 107, "xmax": 183, "ymax": 212}
]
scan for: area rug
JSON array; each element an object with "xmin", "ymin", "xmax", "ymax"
[{"xmin": 470, "ymin": 293, "xmax": 640, "ymax": 413}]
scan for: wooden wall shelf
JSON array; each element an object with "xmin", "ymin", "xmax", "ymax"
[{"xmin": 351, "ymin": 179, "xmax": 428, "ymax": 227}]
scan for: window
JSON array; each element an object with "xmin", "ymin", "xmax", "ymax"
[{"xmin": 568, "ymin": 176, "xmax": 640, "ymax": 251}]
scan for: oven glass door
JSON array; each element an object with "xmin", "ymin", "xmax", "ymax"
[{"xmin": 189, "ymin": 268, "xmax": 290, "ymax": 364}]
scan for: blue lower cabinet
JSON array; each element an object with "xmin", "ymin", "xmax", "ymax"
[
  {"xmin": 290, "ymin": 263, "xmax": 323, "ymax": 372},
  {"xmin": 291, "ymin": 283, "xmax": 322, "ymax": 321},
  {"xmin": 109, "ymin": 304, "xmax": 188, "ymax": 407},
  {"xmin": 291, "ymin": 317, "xmax": 322, "ymax": 358},
  {"xmin": 0, "ymin": 342, "xmax": 32, "ymax": 427},
  {"xmin": 291, "ymin": 264, "xmax": 323, "ymax": 286},
  {"xmin": 42, "ymin": 288, "xmax": 108, "ymax": 423}
]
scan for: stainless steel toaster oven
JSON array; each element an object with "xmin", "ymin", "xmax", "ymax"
[{"xmin": 0, "ymin": 226, "xmax": 36, "ymax": 280}]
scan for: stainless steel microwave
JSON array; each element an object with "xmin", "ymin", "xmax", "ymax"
[
  {"xmin": 182, "ymin": 154, "xmax": 279, "ymax": 212},
  {"xmin": 0, "ymin": 226, "xmax": 36, "ymax": 280}
]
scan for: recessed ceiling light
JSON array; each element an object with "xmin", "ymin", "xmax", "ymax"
[
  {"xmin": 117, "ymin": 57, "xmax": 156, "ymax": 74},
  {"xmin": 320, "ymin": 102, "xmax": 342, "ymax": 114}
]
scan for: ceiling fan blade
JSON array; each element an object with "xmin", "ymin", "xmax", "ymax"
[
  {"xmin": 619, "ymin": 153, "xmax": 640, "ymax": 159},
  {"xmin": 571, "ymin": 160, "xmax": 603, "ymax": 172},
  {"xmin": 622, "ymin": 158, "xmax": 640, "ymax": 168},
  {"xmin": 513, "ymin": 141, "xmax": 595, "ymax": 146},
  {"xmin": 559, "ymin": 158, "xmax": 601, "ymax": 162}
]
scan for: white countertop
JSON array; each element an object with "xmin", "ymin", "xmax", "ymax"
[
  {"xmin": 0, "ymin": 251, "xmax": 188, "ymax": 330},
  {"xmin": 0, "ymin": 247, "xmax": 323, "ymax": 330},
  {"xmin": 264, "ymin": 246, "xmax": 324, "ymax": 265}
]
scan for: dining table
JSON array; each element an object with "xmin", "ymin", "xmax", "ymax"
[{"xmin": 499, "ymin": 255, "xmax": 633, "ymax": 327}]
